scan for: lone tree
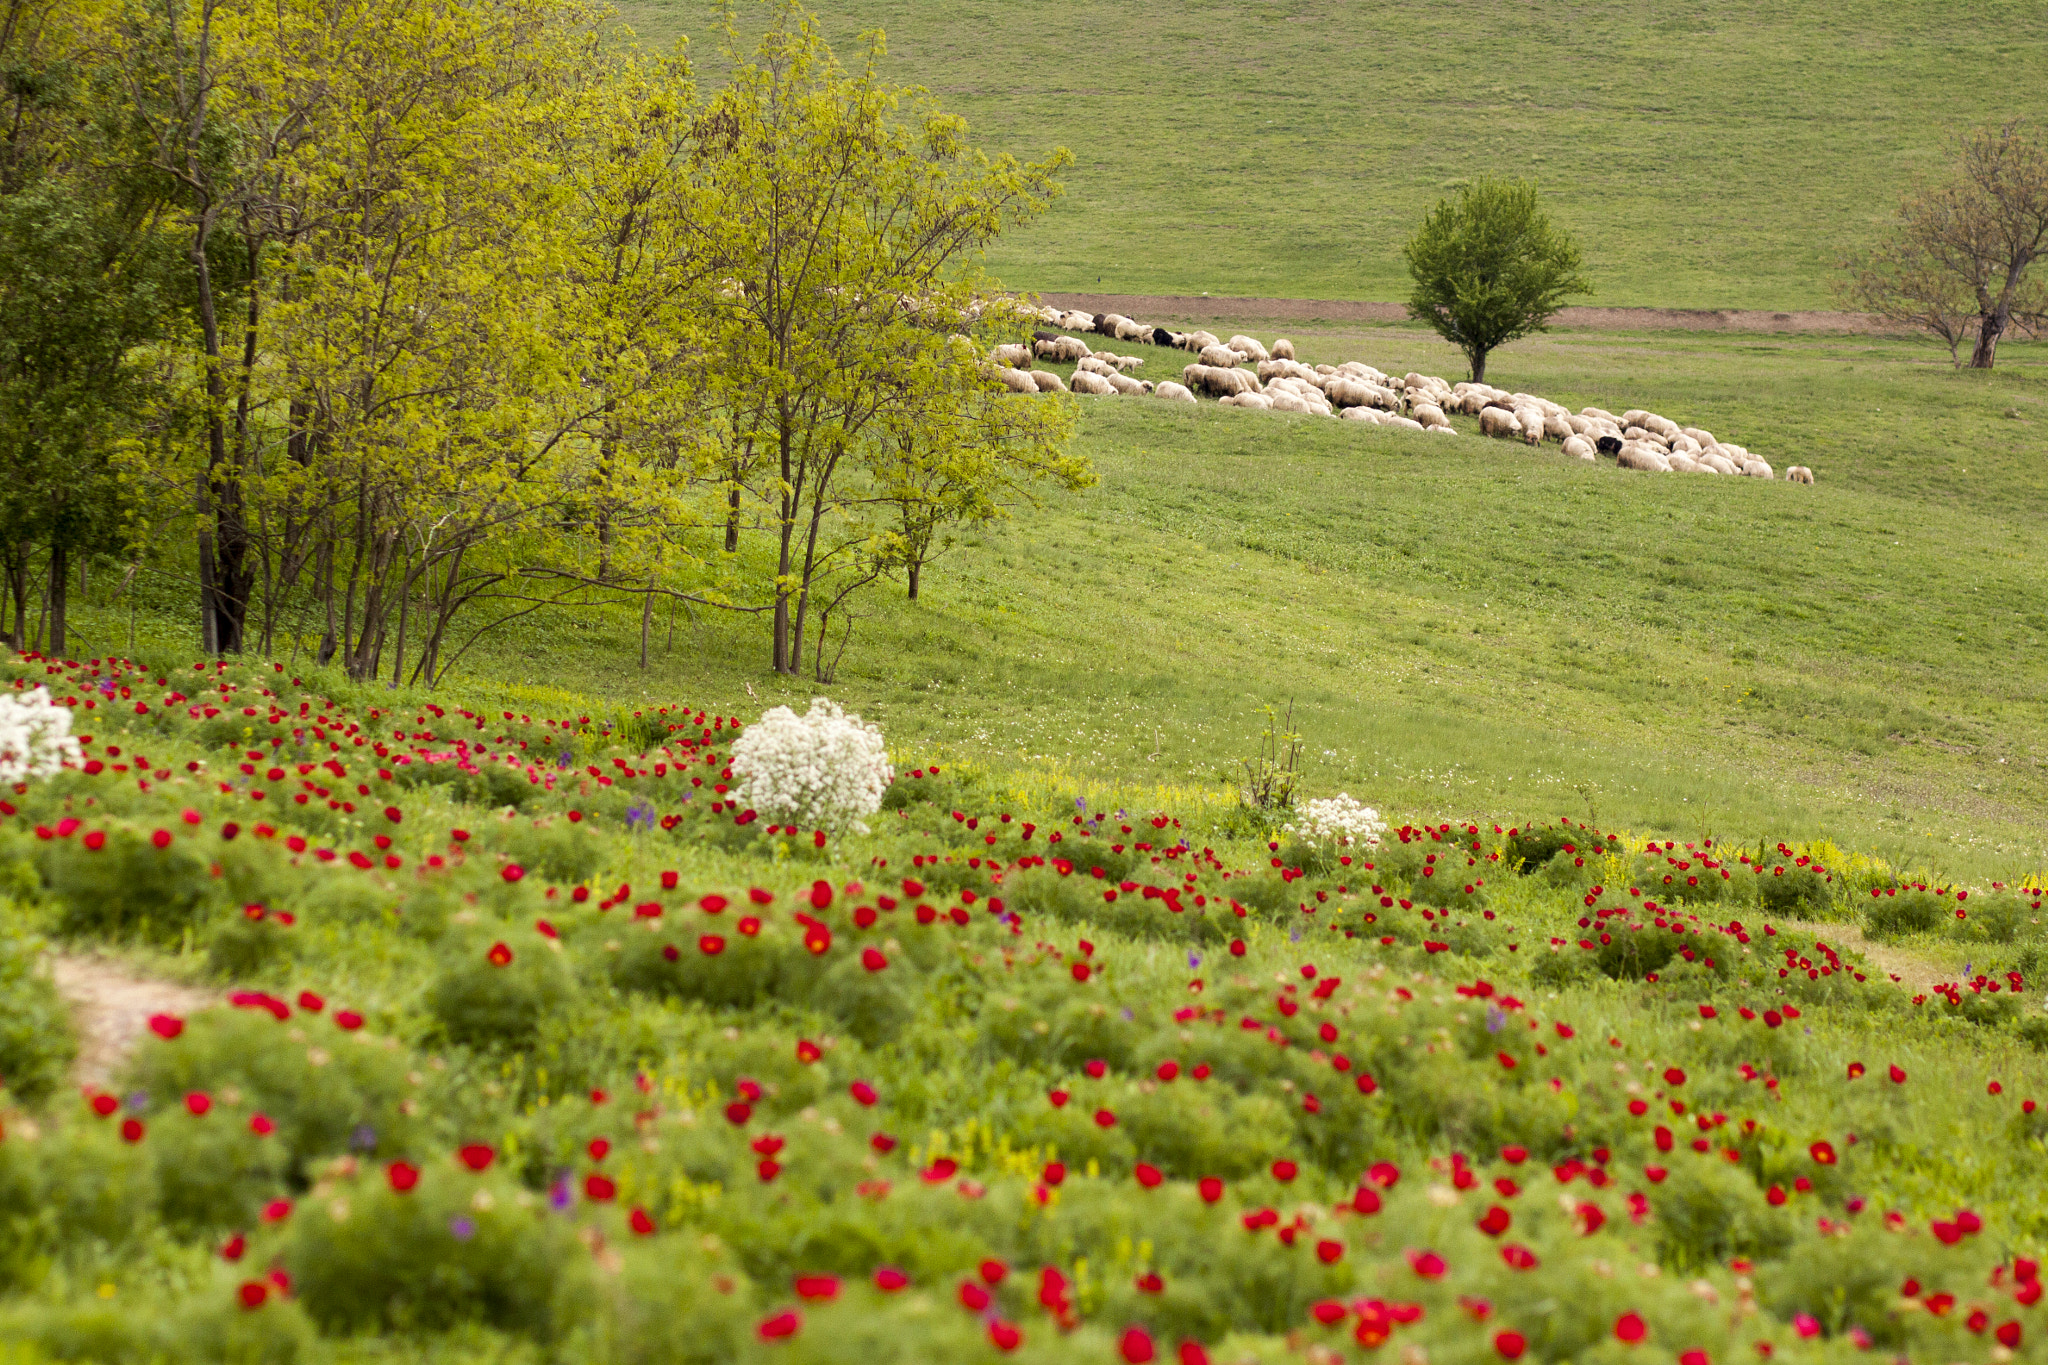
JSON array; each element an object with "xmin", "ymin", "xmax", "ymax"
[
  {"xmin": 1838, "ymin": 120, "xmax": 2048, "ymax": 370},
  {"xmin": 1402, "ymin": 179, "xmax": 1590, "ymax": 384}
]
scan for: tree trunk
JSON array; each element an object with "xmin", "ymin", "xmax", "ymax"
[
  {"xmin": 46, "ymin": 542, "xmax": 66, "ymax": 659},
  {"xmin": 639, "ymin": 577, "xmax": 655, "ymax": 668},
  {"xmin": 1969, "ymin": 308, "xmax": 2005, "ymax": 369},
  {"xmin": 772, "ymin": 412, "xmax": 795, "ymax": 674},
  {"xmin": 907, "ymin": 561, "xmax": 920, "ymax": 600},
  {"xmin": 1469, "ymin": 349, "xmax": 1488, "ymax": 385}
]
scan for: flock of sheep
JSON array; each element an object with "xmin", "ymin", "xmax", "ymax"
[{"xmin": 988, "ymin": 305, "xmax": 1816, "ymax": 483}]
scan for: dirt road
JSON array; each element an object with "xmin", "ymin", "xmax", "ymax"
[{"xmin": 1033, "ymin": 292, "xmax": 1896, "ymax": 336}]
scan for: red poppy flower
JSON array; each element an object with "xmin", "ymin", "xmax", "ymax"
[
  {"xmin": 1135, "ymin": 1163, "xmax": 1164, "ymax": 1188},
  {"xmin": 1500, "ymin": 1244, "xmax": 1538, "ymax": 1270},
  {"xmin": 459, "ymin": 1144, "xmax": 494, "ymax": 1171},
  {"xmin": 335, "ymin": 1010, "xmax": 364, "ymax": 1030},
  {"xmin": 1614, "ymin": 1312, "xmax": 1647, "ymax": 1343},
  {"xmin": 1367, "ymin": 1161, "xmax": 1400, "ymax": 1188},
  {"xmin": 1477, "ymin": 1206, "xmax": 1511, "ymax": 1237},
  {"xmin": 1198, "ymin": 1176, "xmax": 1224, "ymax": 1203},
  {"xmin": 1271, "ymin": 1159, "xmax": 1297, "ymax": 1182},
  {"xmin": 796, "ymin": 1039, "xmax": 822, "ymax": 1064},
  {"xmin": 1495, "ymin": 1331, "xmax": 1526, "ymax": 1359},
  {"xmin": 628, "ymin": 1207, "xmax": 655, "ymax": 1235},
  {"xmin": 989, "ymin": 1321, "xmax": 1023, "ymax": 1352},
  {"xmin": 958, "ymin": 1281, "xmax": 991, "ymax": 1311},
  {"xmin": 1809, "ymin": 1141, "xmax": 1836, "ymax": 1165},
  {"xmin": 861, "ymin": 947, "xmax": 887, "ymax": 971},
  {"xmin": 1889, "ymin": 1064, "xmax": 1907, "ymax": 1084},
  {"xmin": 874, "ymin": 1267, "xmax": 910, "ymax": 1292},
  {"xmin": 386, "ymin": 1162, "xmax": 420, "ymax": 1193},
  {"xmin": 1846, "ymin": 1061, "xmax": 1865, "ymax": 1078},
  {"xmin": 260, "ymin": 1199, "xmax": 291, "ymax": 1223},
  {"xmin": 1120, "ymin": 1327, "xmax": 1157, "ymax": 1363},
  {"xmin": 794, "ymin": 1276, "xmax": 840, "ymax": 1301},
  {"xmin": 1094, "ymin": 1109, "xmax": 1118, "ymax": 1128},
  {"xmin": 1406, "ymin": 1249, "xmax": 1446, "ymax": 1279},
  {"xmin": 485, "ymin": 941, "xmax": 513, "ymax": 967},
  {"xmin": 699, "ymin": 935, "xmax": 725, "ymax": 956},
  {"xmin": 147, "ymin": 1014, "xmax": 184, "ymax": 1040},
  {"xmin": 1316, "ymin": 1239, "xmax": 1344, "ymax": 1264},
  {"xmin": 238, "ymin": 1281, "xmax": 269, "ymax": 1310},
  {"xmin": 121, "ymin": 1118, "xmax": 145, "ymax": 1143},
  {"xmin": 757, "ymin": 1311, "xmax": 801, "ymax": 1340},
  {"xmin": 849, "ymin": 1081, "xmax": 878, "ymax": 1106}
]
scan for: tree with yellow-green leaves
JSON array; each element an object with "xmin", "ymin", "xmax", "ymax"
[
  {"xmin": 692, "ymin": 3, "xmax": 1080, "ymax": 678},
  {"xmin": 9, "ymin": 0, "xmax": 1083, "ymax": 684}
]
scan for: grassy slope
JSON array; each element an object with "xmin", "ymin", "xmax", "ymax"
[
  {"xmin": 85, "ymin": 325, "xmax": 2048, "ymax": 880},
  {"xmin": 622, "ymin": 0, "xmax": 2048, "ymax": 308}
]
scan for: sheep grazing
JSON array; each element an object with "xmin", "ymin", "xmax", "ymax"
[
  {"xmin": 1103, "ymin": 353, "xmax": 1145, "ymax": 372},
  {"xmin": 1070, "ymin": 371, "xmax": 1116, "ymax": 396},
  {"xmin": 1103, "ymin": 371, "xmax": 1148, "ymax": 396},
  {"xmin": 1257, "ymin": 358, "xmax": 1320, "ymax": 385},
  {"xmin": 1272, "ymin": 338, "xmax": 1296, "ymax": 360},
  {"xmin": 1098, "ymin": 312, "xmax": 1135, "ymax": 336},
  {"xmin": 1033, "ymin": 335, "xmax": 1092, "ymax": 363},
  {"xmin": 1220, "ymin": 392, "xmax": 1274, "ymax": 410},
  {"xmin": 1698, "ymin": 451, "xmax": 1741, "ymax": 476},
  {"xmin": 1226, "ymin": 335, "xmax": 1271, "ymax": 364},
  {"xmin": 1076, "ymin": 355, "xmax": 1116, "ymax": 378},
  {"xmin": 1741, "ymin": 459, "xmax": 1773, "ymax": 479},
  {"xmin": 1058, "ymin": 310, "xmax": 1094, "ymax": 333},
  {"xmin": 994, "ymin": 367, "xmax": 1039, "ymax": 394},
  {"xmin": 1411, "ymin": 402, "xmax": 1453, "ymax": 431},
  {"xmin": 1512, "ymin": 406, "xmax": 1546, "ymax": 446},
  {"xmin": 1382, "ymin": 414, "xmax": 1426, "ymax": 433},
  {"xmin": 1340, "ymin": 406, "xmax": 1381, "ymax": 424},
  {"xmin": 1152, "ymin": 327, "xmax": 1175, "ymax": 347},
  {"xmin": 1183, "ymin": 364, "xmax": 1261, "ymax": 398},
  {"xmin": 1323, "ymin": 377, "xmax": 1388, "ymax": 410},
  {"xmin": 1478, "ymin": 407, "xmax": 1521, "ymax": 440},
  {"xmin": 1180, "ymin": 330, "xmax": 1222, "ymax": 353},
  {"xmin": 990, "ymin": 343, "xmax": 1032, "ymax": 370},
  {"xmin": 1595, "ymin": 434, "xmax": 1623, "ymax": 456},
  {"xmin": 1561, "ymin": 434, "xmax": 1596, "ymax": 462},
  {"xmin": 1268, "ymin": 390, "xmax": 1313, "ymax": 414},
  {"xmin": 1028, "ymin": 370, "xmax": 1067, "ymax": 393},
  {"xmin": 1154, "ymin": 381, "xmax": 1197, "ymax": 403},
  {"xmin": 1198, "ymin": 343, "xmax": 1246, "ymax": 370},
  {"xmin": 1787, "ymin": 465, "xmax": 1815, "ymax": 484},
  {"xmin": 1617, "ymin": 445, "xmax": 1669, "ymax": 472}
]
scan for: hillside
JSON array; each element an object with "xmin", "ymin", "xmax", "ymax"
[
  {"xmin": 77, "ymin": 319, "xmax": 2048, "ymax": 880},
  {"xmin": 620, "ymin": 0, "xmax": 2048, "ymax": 309}
]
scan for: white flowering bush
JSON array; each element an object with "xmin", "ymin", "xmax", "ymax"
[
  {"xmin": 1285, "ymin": 793, "xmax": 1386, "ymax": 848},
  {"xmin": 0, "ymin": 687, "xmax": 82, "ymax": 783},
  {"xmin": 728, "ymin": 698, "xmax": 893, "ymax": 834}
]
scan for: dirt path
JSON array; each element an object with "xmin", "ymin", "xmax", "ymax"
[
  {"xmin": 1033, "ymin": 292, "xmax": 1897, "ymax": 336},
  {"xmin": 1770, "ymin": 919, "xmax": 1956, "ymax": 992},
  {"xmin": 49, "ymin": 953, "xmax": 214, "ymax": 1088}
]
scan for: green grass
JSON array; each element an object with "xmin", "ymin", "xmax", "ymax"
[
  {"xmin": 73, "ymin": 322, "xmax": 2048, "ymax": 880},
  {"xmin": 623, "ymin": 0, "xmax": 2048, "ymax": 308}
]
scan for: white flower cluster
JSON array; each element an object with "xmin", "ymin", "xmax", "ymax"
[
  {"xmin": 729, "ymin": 697, "xmax": 894, "ymax": 834},
  {"xmin": 1286, "ymin": 793, "xmax": 1386, "ymax": 848},
  {"xmin": 0, "ymin": 687, "xmax": 82, "ymax": 783}
]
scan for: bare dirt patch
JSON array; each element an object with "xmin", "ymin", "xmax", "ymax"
[
  {"xmin": 1033, "ymin": 292, "xmax": 1899, "ymax": 336},
  {"xmin": 1770, "ymin": 919, "xmax": 1955, "ymax": 993},
  {"xmin": 49, "ymin": 953, "xmax": 214, "ymax": 1088}
]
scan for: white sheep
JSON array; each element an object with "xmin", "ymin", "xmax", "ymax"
[
  {"xmin": 1103, "ymin": 371, "xmax": 1147, "ymax": 396},
  {"xmin": 1226, "ymin": 335, "xmax": 1271, "ymax": 364},
  {"xmin": 1076, "ymin": 355, "xmax": 1117, "ymax": 377},
  {"xmin": 1183, "ymin": 364, "xmax": 1261, "ymax": 398},
  {"xmin": 1272, "ymin": 338, "xmax": 1296, "ymax": 360},
  {"xmin": 1479, "ymin": 407, "xmax": 1522, "ymax": 440},
  {"xmin": 1561, "ymin": 434, "xmax": 1596, "ymax": 461},
  {"xmin": 990, "ymin": 343, "xmax": 1031, "ymax": 369},
  {"xmin": 1070, "ymin": 371, "xmax": 1116, "ymax": 396},
  {"xmin": 1029, "ymin": 370, "xmax": 1067, "ymax": 393},
  {"xmin": 1198, "ymin": 344, "xmax": 1246, "ymax": 369},
  {"xmin": 995, "ymin": 367, "xmax": 1039, "ymax": 394},
  {"xmin": 1617, "ymin": 445, "xmax": 1670, "ymax": 472},
  {"xmin": 1154, "ymin": 381, "xmax": 1197, "ymax": 403},
  {"xmin": 1741, "ymin": 460, "xmax": 1773, "ymax": 479},
  {"xmin": 1786, "ymin": 466, "xmax": 1815, "ymax": 484}
]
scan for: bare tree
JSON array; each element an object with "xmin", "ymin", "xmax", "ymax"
[{"xmin": 1841, "ymin": 120, "xmax": 2048, "ymax": 370}]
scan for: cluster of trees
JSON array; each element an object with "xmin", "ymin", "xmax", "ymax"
[{"xmin": 0, "ymin": 0, "xmax": 1086, "ymax": 679}]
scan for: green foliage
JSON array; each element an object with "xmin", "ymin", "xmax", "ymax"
[
  {"xmin": 0, "ymin": 930, "xmax": 72, "ymax": 1103},
  {"xmin": 277, "ymin": 1165, "xmax": 589, "ymax": 1340},
  {"xmin": 425, "ymin": 934, "xmax": 578, "ymax": 1051},
  {"xmin": 34, "ymin": 826, "xmax": 215, "ymax": 942},
  {"xmin": 1866, "ymin": 888, "xmax": 1947, "ymax": 938},
  {"xmin": 1403, "ymin": 178, "xmax": 1591, "ymax": 382}
]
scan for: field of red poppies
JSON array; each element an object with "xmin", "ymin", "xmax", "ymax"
[{"xmin": 3, "ymin": 650, "xmax": 2047, "ymax": 1365}]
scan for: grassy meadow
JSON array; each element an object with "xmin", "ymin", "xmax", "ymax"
[
  {"xmin": 624, "ymin": 0, "xmax": 2048, "ymax": 308},
  {"xmin": 76, "ymin": 321, "xmax": 2048, "ymax": 882}
]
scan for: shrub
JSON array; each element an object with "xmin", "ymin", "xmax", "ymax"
[
  {"xmin": 36, "ymin": 825, "xmax": 217, "ymax": 942},
  {"xmin": 425, "ymin": 932, "xmax": 577, "ymax": 1050},
  {"xmin": 502, "ymin": 817, "xmax": 607, "ymax": 884},
  {"xmin": 1755, "ymin": 864, "xmax": 1833, "ymax": 918},
  {"xmin": 729, "ymin": 698, "xmax": 892, "ymax": 834},
  {"xmin": 1504, "ymin": 820, "xmax": 1615, "ymax": 873},
  {"xmin": 0, "ymin": 928, "xmax": 74, "ymax": 1102},
  {"xmin": 1864, "ymin": 888, "xmax": 1944, "ymax": 938},
  {"xmin": 204, "ymin": 904, "xmax": 297, "ymax": 978},
  {"xmin": 125, "ymin": 1006, "xmax": 433, "ymax": 1178},
  {"xmin": 1284, "ymin": 794, "xmax": 1385, "ymax": 850},
  {"xmin": 278, "ymin": 1164, "xmax": 590, "ymax": 1340},
  {"xmin": 0, "ymin": 686, "xmax": 83, "ymax": 782}
]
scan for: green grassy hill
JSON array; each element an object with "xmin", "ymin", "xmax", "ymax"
[
  {"xmin": 81, "ymin": 320, "xmax": 2048, "ymax": 880},
  {"xmin": 621, "ymin": 0, "xmax": 2048, "ymax": 308}
]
